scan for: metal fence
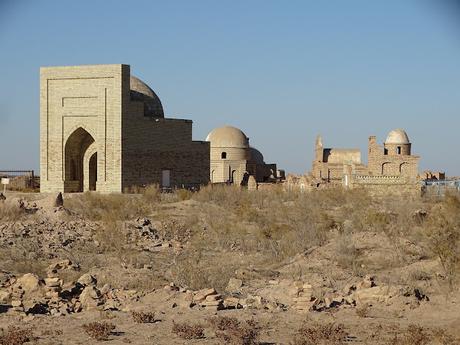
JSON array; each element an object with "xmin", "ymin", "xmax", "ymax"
[
  {"xmin": 0, "ymin": 170, "xmax": 38, "ymax": 190},
  {"xmin": 422, "ymin": 179, "xmax": 460, "ymax": 197}
]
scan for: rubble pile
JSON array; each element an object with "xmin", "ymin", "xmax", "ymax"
[{"xmin": 0, "ymin": 261, "xmax": 141, "ymax": 316}]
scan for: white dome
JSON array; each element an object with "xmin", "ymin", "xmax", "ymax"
[
  {"xmin": 385, "ymin": 129, "xmax": 410, "ymax": 144},
  {"xmin": 206, "ymin": 126, "xmax": 249, "ymax": 148}
]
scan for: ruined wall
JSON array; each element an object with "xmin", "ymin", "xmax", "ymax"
[
  {"xmin": 349, "ymin": 175, "xmax": 421, "ymax": 197},
  {"xmin": 312, "ymin": 135, "xmax": 367, "ymax": 181},
  {"xmin": 313, "ymin": 162, "xmax": 368, "ymax": 182}
]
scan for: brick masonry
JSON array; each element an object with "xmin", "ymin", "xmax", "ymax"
[{"xmin": 40, "ymin": 64, "xmax": 209, "ymax": 193}]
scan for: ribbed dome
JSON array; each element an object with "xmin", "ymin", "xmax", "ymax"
[
  {"xmin": 130, "ymin": 76, "xmax": 164, "ymax": 118},
  {"xmin": 385, "ymin": 129, "xmax": 410, "ymax": 144},
  {"xmin": 249, "ymin": 147, "xmax": 264, "ymax": 164},
  {"xmin": 206, "ymin": 126, "xmax": 249, "ymax": 148}
]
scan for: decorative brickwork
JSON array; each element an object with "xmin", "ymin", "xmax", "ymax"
[{"xmin": 40, "ymin": 64, "xmax": 209, "ymax": 193}]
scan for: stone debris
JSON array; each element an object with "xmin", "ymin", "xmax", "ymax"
[
  {"xmin": 0, "ymin": 213, "xmax": 174, "ymax": 260},
  {"xmin": 226, "ymin": 278, "xmax": 243, "ymax": 292},
  {"xmin": 292, "ymin": 283, "xmax": 314, "ymax": 312},
  {"xmin": 193, "ymin": 288, "xmax": 224, "ymax": 310},
  {"xmin": 0, "ymin": 268, "xmax": 141, "ymax": 316},
  {"xmin": 285, "ymin": 275, "xmax": 425, "ymax": 313}
]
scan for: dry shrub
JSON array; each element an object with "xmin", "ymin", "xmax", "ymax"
[
  {"xmin": 0, "ymin": 326, "xmax": 34, "ymax": 345},
  {"xmin": 174, "ymin": 188, "xmax": 193, "ymax": 201},
  {"xmin": 423, "ymin": 194, "xmax": 460, "ymax": 290},
  {"xmin": 335, "ymin": 234, "xmax": 362, "ymax": 275},
  {"xmin": 291, "ymin": 322, "xmax": 348, "ymax": 345},
  {"xmin": 171, "ymin": 249, "xmax": 239, "ymax": 291},
  {"xmin": 131, "ymin": 311, "xmax": 156, "ymax": 324},
  {"xmin": 387, "ymin": 325, "xmax": 460, "ymax": 345},
  {"xmin": 355, "ymin": 303, "xmax": 370, "ymax": 318},
  {"xmin": 209, "ymin": 316, "xmax": 259, "ymax": 345},
  {"xmin": 388, "ymin": 325, "xmax": 431, "ymax": 345},
  {"xmin": 82, "ymin": 322, "xmax": 116, "ymax": 341},
  {"xmin": 141, "ymin": 184, "xmax": 161, "ymax": 203},
  {"xmin": 193, "ymin": 184, "xmax": 245, "ymax": 206},
  {"xmin": 0, "ymin": 201, "xmax": 25, "ymax": 222},
  {"xmin": 172, "ymin": 321, "xmax": 205, "ymax": 340},
  {"xmin": 65, "ymin": 192, "xmax": 151, "ymax": 221}
]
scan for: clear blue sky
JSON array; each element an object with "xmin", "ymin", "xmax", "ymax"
[{"xmin": 1, "ymin": 0, "xmax": 459, "ymax": 175}]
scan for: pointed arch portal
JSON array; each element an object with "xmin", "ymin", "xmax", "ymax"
[{"xmin": 64, "ymin": 127, "xmax": 96, "ymax": 192}]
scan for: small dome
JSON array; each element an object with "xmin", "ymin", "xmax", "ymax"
[
  {"xmin": 249, "ymin": 147, "xmax": 264, "ymax": 164},
  {"xmin": 385, "ymin": 129, "xmax": 410, "ymax": 144},
  {"xmin": 130, "ymin": 76, "xmax": 164, "ymax": 118},
  {"xmin": 206, "ymin": 126, "xmax": 249, "ymax": 148}
]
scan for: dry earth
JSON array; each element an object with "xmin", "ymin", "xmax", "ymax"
[{"xmin": 0, "ymin": 186, "xmax": 460, "ymax": 344}]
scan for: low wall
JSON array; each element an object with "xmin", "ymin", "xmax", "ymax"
[{"xmin": 350, "ymin": 175, "xmax": 421, "ymax": 197}]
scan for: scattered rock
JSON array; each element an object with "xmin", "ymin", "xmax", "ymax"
[
  {"xmin": 54, "ymin": 192, "xmax": 64, "ymax": 207},
  {"xmin": 77, "ymin": 274, "xmax": 97, "ymax": 287},
  {"xmin": 226, "ymin": 278, "xmax": 243, "ymax": 292}
]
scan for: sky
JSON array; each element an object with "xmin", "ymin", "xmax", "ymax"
[{"xmin": 0, "ymin": 0, "xmax": 459, "ymax": 175}]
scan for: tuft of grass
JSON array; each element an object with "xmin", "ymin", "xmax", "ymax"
[
  {"xmin": 82, "ymin": 322, "xmax": 116, "ymax": 341},
  {"xmin": 172, "ymin": 321, "xmax": 205, "ymax": 340},
  {"xmin": 355, "ymin": 304, "xmax": 370, "ymax": 318},
  {"xmin": 387, "ymin": 324, "xmax": 460, "ymax": 345},
  {"xmin": 209, "ymin": 316, "xmax": 259, "ymax": 345},
  {"xmin": 0, "ymin": 202, "xmax": 25, "ymax": 222},
  {"xmin": 0, "ymin": 326, "xmax": 35, "ymax": 345},
  {"xmin": 131, "ymin": 311, "xmax": 156, "ymax": 324},
  {"xmin": 423, "ymin": 194, "xmax": 460, "ymax": 290},
  {"xmin": 291, "ymin": 322, "xmax": 348, "ymax": 345}
]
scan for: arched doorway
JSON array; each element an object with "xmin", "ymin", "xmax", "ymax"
[
  {"xmin": 400, "ymin": 162, "xmax": 409, "ymax": 176},
  {"xmin": 382, "ymin": 162, "xmax": 392, "ymax": 176},
  {"xmin": 64, "ymin": 127, "xmax": 95, "ymax": 192},
  {"xmin": 89, "ymin": 153, "xmax": 97, "ymax": 191}
]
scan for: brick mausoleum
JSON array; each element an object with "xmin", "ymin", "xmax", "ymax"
[{"xmin": 40, "ymin": 64, "xmax": 209, "ymax": 193}]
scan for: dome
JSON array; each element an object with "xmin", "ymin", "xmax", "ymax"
[
  {"xmin": 249, "ymin": 147, "xmax": 264, "ymax": 164},
  {"xmin": 130, "ymin": 76, "xmax": 164, "ymax": 118},
  {"xmin": 385, "ymin": 129, "xmax": 410, "ymax": 144},
  {"xmin": 206, "ymin": 126, "xmax": 249, "ymax": 148}
]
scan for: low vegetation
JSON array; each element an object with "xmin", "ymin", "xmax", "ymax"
[
  {"xmin": 291, "ymin": 322, "xmax": 348, "ymax": 345},
  {"xmin": 387, "ymin": 324, "xmax": 459, "ymax": 345},
  {"xmin": 0, "ymin": 326, "xmax": 34, "ymax": 345},
  {"xmin": 82, "ymin": 322, "xmax": 116, "ymax": 341},
  {"xmin": 131, "ymin": 311, "xmax": 157, "ymax": 324},
  {"xmin": 171, "ymin": 321, "xmax": 205, "ymax": 340},
  {"xmin": 208, "ymin": 316, "xmax": 260, "ymax": 345}
]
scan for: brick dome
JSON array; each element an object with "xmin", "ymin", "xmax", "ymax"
[
  {"xmin": 130, "ymin": 76, "xmax": 164, "ymax": 118},
  {"xmin": 249, "ymin": 147, "xmax": 265, "ymax": 164}
]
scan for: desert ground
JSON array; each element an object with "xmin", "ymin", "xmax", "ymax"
[{"xmin": 1, "ymin": 185, "xmax": 460, "ymax": 344}]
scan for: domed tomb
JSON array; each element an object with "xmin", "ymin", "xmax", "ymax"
[
  {"xmin": 384, "ymin": 128, "xmax": 412, "ymax": 156},
  {"xmin": 130, "ymin": 76, "xmax": 164, "ymax": 118},
  {"xmin": 385, "ymin": 129, "xmax": 410, "ymax": 145},
  {"xmin": 206, "ymin": 126, "xmax": 249, "ymax": 148}
]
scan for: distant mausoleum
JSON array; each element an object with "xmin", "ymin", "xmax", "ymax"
[
  {"xmin": 311, "ymin": 129, "xmax": 422, "ymax": 195},
  {"xmin": 205, "ymin": 126, "xmax": 279, "ymax": 185}
]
